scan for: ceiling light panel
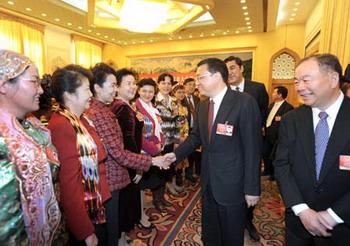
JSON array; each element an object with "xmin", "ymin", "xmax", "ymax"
[{"xmin": 88, "ymin": 0, "xmax": 214, "ymax": 34}]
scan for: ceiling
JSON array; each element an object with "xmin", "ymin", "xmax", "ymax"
[{"xmin": 0, "ymin": 0, "xmax": 318, "ymax": 46}]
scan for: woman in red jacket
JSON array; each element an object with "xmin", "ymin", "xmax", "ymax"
[{"xmin": 48, "ymin": 65, "xmax": 111, "ymax": 246}]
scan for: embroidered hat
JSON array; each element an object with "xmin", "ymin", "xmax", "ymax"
[{"xmin": 0, "ymin": 49, "xmax": 32, "ymax": 82}]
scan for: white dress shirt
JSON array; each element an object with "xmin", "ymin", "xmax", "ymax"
[
  {"xmin": 266, "ymin": 100, "xmax": 285, "ymax": 128},
  {"xmin": 230, "ymin": 78, "xmax": 245, "ymax": 92},
  {"xmin": 292, "ymin": 92, "xmax": 344, "ymax": 223},
  {"xmin": 211, "ymin": 86, "xmax": 228, "ymax": 123}
]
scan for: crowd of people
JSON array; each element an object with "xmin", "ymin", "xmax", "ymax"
[
  {"xmin": 0, "ymin": 49, "xmax": 200, "ymax": 246},
  {"xmin": 1, "ymin": 48, "xmax": 350, "ymax": 246}
]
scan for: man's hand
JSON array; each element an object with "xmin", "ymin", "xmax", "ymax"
[
  {"xmin": 245, "ymin": 195, "xmax": 259, "ymax": 207},
  {"xmin": 152, "ymin": 156, "xmax": 168, "ymax": 169},
  {"xmin": 298, "ymin": 209, "xmax": 331, "ymax": 237},
  {"xmin": 318, "ymin": 210, "xmax": 337, "ymax": 231}
]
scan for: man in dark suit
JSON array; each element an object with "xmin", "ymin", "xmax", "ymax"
[
  {"xmin": 263, "ymin": 86, "xmax": 294, "ymax": 180},
  {"xmin": 165, "ymin": 58, "xmax": 262, "ymax": 245},
  {"xmin": 183, "ymin": 77, "xmax": 201, "ymax": 183},
  {"xmin": 224, "ymin": 55, "xmax": 268, "ymax": 241},
  {"xmin": 275, "ymin": 54, "xmax": 350, "ymax": 245}
]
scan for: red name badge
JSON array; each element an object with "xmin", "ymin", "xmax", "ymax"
[
  {"xmin": 216, "ymin": 122, "xmax": 234, "ymax": 136},
  {"xmin": 339, "ymin": 155, "xmax": 350, "ymax": 170}
]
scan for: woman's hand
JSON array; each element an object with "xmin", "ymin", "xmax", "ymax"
[{"xmin": 85, "ymin": 233, "xmax": 98, "ymax": 246}]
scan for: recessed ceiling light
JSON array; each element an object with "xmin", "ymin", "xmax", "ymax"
[
  {"xmin": 240, "ymin": 0, "xmax": 246, "ymax": 3},
  {"xmin": 205, "ymin": 5, "xmax": 210, "ymax": 10},
  {"xmin": 169, "ymin": 37, "xmax": 173, "ymax": 40},
  {"xmin": 211, "ymin": 33, "xmax": 215, "ymax": 36},
  {"xmin": 25, "ymin": 7, "xmax": 32, "ymax": 11},
  {"xmin": 78, "ymin": 26, "xmax": 83, "ymax": 29},
  {"xmin": 242, "ymin": 6, "xmax": 248, "ymax": 10},
  {"xmin": 141, "ymin": 40, "xmax": 144, "ymax": 43},
  {"xmin": 67, "ymin": 22, "xmax": 72, "ymax": 26},
  {"xmin": 7, "ymin": 1, "xmax": 14, "ymax": 5},
  {"xmin": 124, "ymin": 42, "xmax": 127, "ymax": 45},
  {"xmin": 223, "ymin": 32, "xmax": 227, "ymax": 35},
  {"xmin": 112, "ymin": 38, "xmax": 115, "ymax": 41},
  {"xmin": 244, "ymin": 12, "xmax": 249, "ymax": 16},
  {"xmin": 246, "ymin": 22, "xmax": 251, "ymax": 25},
  {"xmin": 104, "ymin": 35, "xmax": 108, "ymax": 38},
  {"xmin": 178, "ymin": 36, "xmax": 182, "ymax": 39},
  {"xmin": 289, "ymin": 18, "xmax": 295, "ymax": 21},
  {"xmin": 200, "ymin": 34, "xmax": 204, "ymax": 37},
  {"xmin": 41, "ymin": 13, "xmax": 47, "ymax": 17},
  {"xmin": 293, "ymin": 8, "xmax": 298, "ymax": 11},
  {"xmin": 235, "ymin": 30, "xmax": 240, "ymax": 34},
  {"xmin": 247, "ymin": 26, "xmax": 252, "ymax": 29},
  {"xmin": 245, "ymin": 17, "xmax": 250, "ymax": 20},
  {"xmin": 291, "ymin": 13, "xmax": 296, "ymax": 17},
  {"xmin": 295, "ymin": 2, "xmax": 301, "ymax": 5},
  {"xmin": 189, "ymin": 35, "xmax": 193, "ymax": 38},
  {"xmin": 226, "ymin": 30, "xmax": 230, "ymax": 32},
  {"xmin": 150, "ymin": 39, "xmax": 153, "ymax": 42},
  {"xmin": 132, "ymin": 41, "xmax": 136, "ymax": 44},
  {"xmin": 87, "ymin": 29, "xmax": 92, "ymax": 32},
  {"xmin": 96, "ymin": 33, "xmax": 101, "ymax": 36},
  {"xmin": 54, "ymin": 18, "xmax": 60, "ymax": 22},
  {"xmin": 248, "ymin": 30, "xmax": 252, "ymax": 33}
]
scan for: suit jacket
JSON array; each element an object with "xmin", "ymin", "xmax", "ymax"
[
  {"xmin": 183, "ymin": 94, "xmax": 200, "ymax": 128},
  {"xmin": 243, "ymin": 80, "xmax": 269, "ymax": 126},
  {"xmin": 275, "ymin": 97, "xmax": 350, "ymax": 238},
  {"xmin": 265, "ymin": 100, "xmax": 294, "ymax": 145},
  {"xmin": 175, "ymin": 88, "xmax": 262, "ymax": 206}
]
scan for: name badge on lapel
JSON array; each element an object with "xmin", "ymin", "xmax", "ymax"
[
  {"xmin": 339, "ymin": 155, "xmax": 350, "ymax": 170},
  {"xmin": 216, "ymin": 121, "xmax": 234, "ymax": 136}
]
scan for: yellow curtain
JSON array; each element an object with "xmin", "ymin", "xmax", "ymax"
[
  {"xmin": 22, "ymin": 25, "xmax": 45, "ymax": 75},
  {"xmin": 0, "ymin": 14, "xmax": 45, "ymax": 75},
  {"xmin": 319, "ymin": 0, "xmax": 350, "ymax": 67},
  {"xmin": 73, "ymin": 36, "xmax": 102, "ymax": 68}
]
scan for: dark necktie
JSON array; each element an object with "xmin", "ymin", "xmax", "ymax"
[
  {"xmin": 315, "ymin": 111, "xmax": 329, "ymax": 180},
  {"xmin": 187, "ymin": 96, "xmax": 196, "ymax": 115},
  {"xmin": 208, "ymin": 99, "xmax": 214, "ymax": 140},
  {"xmin": 235, "ymin": 86, "xmax": 240, "ymax": 92}
]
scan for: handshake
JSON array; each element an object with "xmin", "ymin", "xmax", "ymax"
[{"xmin": 151, "ymin": 152, "xmax": 177, "ymax": 170}]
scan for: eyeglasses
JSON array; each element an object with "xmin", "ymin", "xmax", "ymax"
[
  {"xmin": 21, "ymin": 78, "xmax": 42, "ymax": 88},
  {"xmin": 196, "ymin": 72, "xmax": 213, "ymax": 82}
]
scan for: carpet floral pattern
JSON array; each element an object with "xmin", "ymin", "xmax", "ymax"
[{"xmin": 130, "ymin": 177, "xmax": 285, "ymax": 245}]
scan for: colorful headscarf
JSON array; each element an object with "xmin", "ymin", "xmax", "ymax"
[{"xmin": 0, "ymin": 49, "xmax": 32, "ymax": 83}]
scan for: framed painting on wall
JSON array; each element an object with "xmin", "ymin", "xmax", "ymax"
[{"xmin": 129, "ymin": 51, "xmax": 253, "ymax": 83}]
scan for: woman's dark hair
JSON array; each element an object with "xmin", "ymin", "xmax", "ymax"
[
  {"xmin": 138, "ymin": 78, "xmax": 157, "ymax": 89},
  {"xmin": 115, "ymin": 68, "xmax": 137, "ymax": 86},
  {"xmin": 157, "ymin": 73, "xmax": 174, "ymax": 84},
  {"xmin": 50, "ymin": 66, "xmax": 89, "ymax": 105},
  {"xmin": 90, "ymin": 63, "xmax": 116, "ymax": 95}
]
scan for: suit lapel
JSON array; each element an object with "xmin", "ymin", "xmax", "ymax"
[
  {"xmin": 318, "ymin": 99, "xmax": 350, "ymax": 184},
  {"xmin": 298, "ymin": 106, "xmax": 318, "ymax": 183}
]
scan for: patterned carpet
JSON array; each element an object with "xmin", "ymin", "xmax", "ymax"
[{"xmin": 129, "ymin": 177, "xmax": 285, "ymax": 245}]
